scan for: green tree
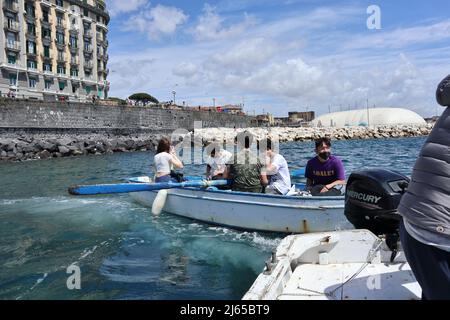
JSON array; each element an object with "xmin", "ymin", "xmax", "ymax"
[{"xmin": 128, "ymin": 93, "xmax": 159, "ymax": 104}]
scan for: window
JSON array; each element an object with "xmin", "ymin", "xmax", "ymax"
[
  {"xmin": 57, "ymin": 65, "xmax": 66, "ymax": 74},
  {"xmin": 43, "ymin": 11, "xmax": 49, "ymax": 22},
  {"xmin": 84, "ymin": 42, "xmax": 91, "ymax": 51},
  {"xmin": 70, "ymin": 36, "xmax": 77, "ymax": 48},
  {"xmin": 9, "ymin": 74, "xmax": 17, "ymax": 86},
  {"xmin": 43, "ymin": 63, "xmax": 52, "ymax": 72},
  {"xmin": 44, "ymin": 46, "xmax": 50, "ymax": 57},
  {"xmin": 58, "ymin": 50, "xmax": 64, "ymax": 61},
  {"xmin": 25, "ymin": 4, "xmax": 35, "ymax": 17},
  {"xmin": 27, "ymin": 41, "xmax": 36, "ymax": 54},
  {"xmin": 56, "ymin": 0, "xmax": 63, "ymax": 7},
  {"xmin": 57, "ymin": 15, "xmax": 63, "ymax": 27},
  {"xmin": 42, "ymin": 28, "xmax": 51, "ymax": 38},
  {"xmin": 83, "ymin": 8, "xmax": 89, "ymax": 17},
  {"xmin": 45, "ymin": 80, "xmax": 52, "ymax": 90},
  {"xmin": 56, "ymin": 32, "xmax": 64, "ymax": 44},
  {"xmin": 29, "ymin": 78, "xmax": 37, "ymax": 88},
  {"xmin": 27, "ymin": 23, "xmax": 35, "ymax": 35},
  {"xmin": 27, "ymin": 60, "xmax": 37, "ymax": 69},
  {"xmin": 72, "ymin": 85, "xmax": 77, "ymax": 94},
  {"xmin": 8, "ymin": 55, "xmax": 16, "ymax": 64},
  {"xmin": 59, "ymin": 81, "xmax": 66, "ymax": 91},
  {"xmin": 71, "ymin": 69, "xmax": 78, "ymax": 77},
  {"xmin": 85, "ymin": 86, "xmax": 91, "ymax": 94}
]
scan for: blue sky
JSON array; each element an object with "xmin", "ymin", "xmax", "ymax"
[{"xmin": 105, "ymin": 0, "xmax": 450, "ymax": 117}]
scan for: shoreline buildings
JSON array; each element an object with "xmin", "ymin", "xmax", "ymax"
[{"xmin": 0, "ymin": 0, "xmax": 109, "ymax": 102}]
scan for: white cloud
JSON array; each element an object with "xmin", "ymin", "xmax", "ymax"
[
  {"xmin": 109, "ymin": 5, "xmax": 448, "ymax": 117},
  {"xmin": 345, "ymin": 19, "xmax": 450, "ymax": 50},
  {"xmin": 124, "ymin": 4, "xmax": 188, "ymax": 40},
  {"xmin": 191, "ymin": 4, "xmax": 257, "ymax": 41},
  {"xmin": 107, "ymin": 0, "xmax": 147, "ymax": 16}
]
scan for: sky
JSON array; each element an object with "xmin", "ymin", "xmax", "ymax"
[{"xmin": 105, "ymin": 0, "xmax": 450, "ymax": 117}]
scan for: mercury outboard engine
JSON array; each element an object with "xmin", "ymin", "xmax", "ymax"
[{"xmin": 345, "ymin": 169, "xmax": 409, "ymax": 260}]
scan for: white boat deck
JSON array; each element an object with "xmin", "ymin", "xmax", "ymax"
[
  {"xmin": 243, "ymin": 230, "xmax": 422, "ymax": 300},
  {"xmin": 278, "ymin": 262, "xmax": 418, "ymax": 300}
]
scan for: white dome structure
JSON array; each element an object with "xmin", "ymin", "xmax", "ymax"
[{"xmin": 311, "ymin": 108, "xmax": 426, "ymax": 128}]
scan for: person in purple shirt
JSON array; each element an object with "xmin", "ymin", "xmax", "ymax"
[{"xmin": 305, "ymin": 137, "xmax": 346, "ymax": 196}]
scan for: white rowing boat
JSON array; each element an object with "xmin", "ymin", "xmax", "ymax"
[
  {"xmin": 242, "ymin": 229, "xmax": 421, "ymax": 300},
  {"xmin": 127, "ymin": 176, "xmax": 350, "ymax": 233}
]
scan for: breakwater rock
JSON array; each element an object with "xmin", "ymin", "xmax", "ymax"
[
  {"xmin": 0, "ymin": 132, "xmax": 161, "ymax": 162},
  {"xmin": 0, "ymin": 124, "xmax": 433, "ymax": 162},
  {"xmin": 191, "ymin": 124, "xmax": 434, "ymax": 144}
]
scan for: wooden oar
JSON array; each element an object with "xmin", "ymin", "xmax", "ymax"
[{"xmin": 68, "ymin": 179, "xmax": 231, "ymax": 195}]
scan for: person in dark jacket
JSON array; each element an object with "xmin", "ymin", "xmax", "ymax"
[{"xmin": 398, "ymin": 74, "xmax": 450, "ymax": 300}]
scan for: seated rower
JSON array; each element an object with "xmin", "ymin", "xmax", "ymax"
[
  {"xmin": 223, "ymin": 131, "xmax": 268, "ymax": 193},
  {"xmin": 305, "ymin": 137, "xmax": 346, "ymax": 196},
  {"xmin": 206, "ymin": 143, "xmax": 232, "ymax": 180},
  {"xmin": 154, "ymin": 137, "xmax": 184, "ymax": 183},
  {"xmin": 262, "ymin": 138, "xmax": 291, "ymax": 195}
]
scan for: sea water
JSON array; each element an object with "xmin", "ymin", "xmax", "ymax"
[{"xmin": 0, "ymin": 137, "xmax": 425, "ymax": 299}]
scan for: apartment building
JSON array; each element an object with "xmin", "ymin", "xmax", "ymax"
[{"xmin": 0, "ymin": 0, "xmax": 109, "ymax": 101}]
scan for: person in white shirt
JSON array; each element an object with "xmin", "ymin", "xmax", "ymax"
[
  {"xmin": 206, "ymin": 144, "xmax": 232, "ymax": 180},
  {"xmin": 262, "ymin": 138, "xmax": 291, "ymax": 195},
  {"xmin": 154, "ymin": 137, "xmax": 183, "ymax": 183}
]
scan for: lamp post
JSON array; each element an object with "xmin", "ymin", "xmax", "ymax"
[{"xmin": 172, "ymin": 90, "xmax": 176, "ymax": 105}]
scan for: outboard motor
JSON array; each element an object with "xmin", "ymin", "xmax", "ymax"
[{"xmin": 344, "ymin": 169, "xmax": 409, "ymax": 260}]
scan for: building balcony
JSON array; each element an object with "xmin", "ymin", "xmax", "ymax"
[
  {"xmin": 84, "ymin": 61, "xmax": 93, "ymax": 70},
  {"xmin": 27, "ymin": 51, "xmax": 37, "ymax": 58},
  {"xmin": 42, "ymin": 35, "xmax": 52, "ymax": 46},
  {"xmin": 43, "ymin": 70, "xmax": 54, "ymax": 77},
  {"xmin": 69, "ymin": 43, "xmax": 78, "ymax": 53},
  {"xmin": 69, "ymin": 27, "xmax": 79, "ymax": 35},
  {"xmin": 56, "ymin": 22, "xmax": 65, "ymax": 31},
  {"xmin": 96, "ymin": 22, "xmax": 108, "ymax": 31},
  {"xmin": 25, "ymin": 12, "xmax": 36, "ymax": 23},
  {"xmin": 101, "ymin": 39, "xmax": 109, "ymax": 48},
  {"xmin": 4, "ymin": 20, "xmax": 20, "ymax": 32},
  {"xmin": 3, "ymin": 1, "xmax": 19, "ymax": 13},
  {"xmin": 55, "ymin": 4, "xmax": 65, "ymax": 13},
  {"xmin": 83, "ymin": 46, "xmax": 93, "ymax": 54},
  {"xmin": 5, "ymin": 41, "xmax": 20, "ymax": 52},
  {"xmin": 40, "ymin": 0, "xmax": 52, "ymax": 8},
  {"xmin": 27, "ymin": 66, "xmax": 40, "ymax": 74},
  {"xmin": 40, "ymin": 18, "xmax": 52, "ymax": 28},
  {"xmin": 70, "ymin": 57, "xmax": 79, "ymax": 65},
  {"xmin": 26, "ymin": 31, "xmax": 36, "ymax": 39},
  {"xmin": 41, "ymin": 53, "xmax": 53, "ymax": 61},
  {"xmin": 84, "ymin": 30, "xmax": 93, "ymax": 38},
  {"xmin": 57, "ymin": 55, "xmax": 66, "ymax": 63},
  {"xmin": 55, "ymin": 39, "xmax": 65, "ymax": 49}
]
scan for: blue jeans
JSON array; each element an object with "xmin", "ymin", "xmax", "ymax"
[
  {"xmin": 399, "ymin": 219, "xmax": 450, "ymax": 300},
  {"xmin": 155, "ymin": 175, "xmax": 176, "ymax": 183}
]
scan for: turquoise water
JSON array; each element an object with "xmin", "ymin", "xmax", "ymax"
[{"xmin": 0, "ymin": 137, "xmax": 426, "ymax": 299}]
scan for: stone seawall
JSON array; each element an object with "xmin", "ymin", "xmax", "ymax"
[
  {"xmin": 0, "ymin": 99, "xmax": 252, "ymax": 131},
  {"xmin": 0, "ymin": 99, "xmax": 253, "ymax": 161}
]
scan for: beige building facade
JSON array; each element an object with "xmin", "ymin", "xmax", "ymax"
[{"xmin": 0, "ymin": 0, "xmax": 109, "ymax": 101}]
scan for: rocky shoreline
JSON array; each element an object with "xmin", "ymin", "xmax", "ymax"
[{"xmin": 0, "ymin": 124, "xmax": 433, "ymax": 162}]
